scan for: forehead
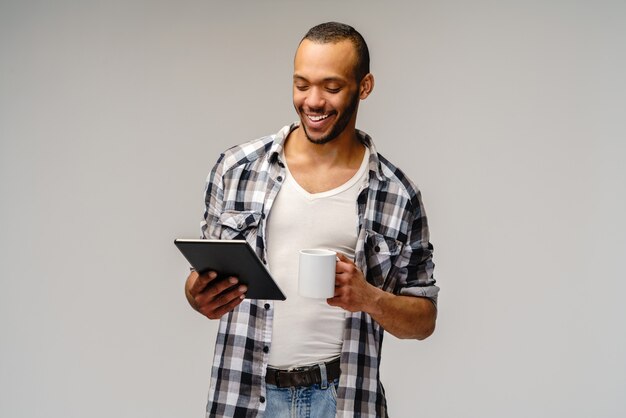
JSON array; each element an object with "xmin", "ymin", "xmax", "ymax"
[{"xmin": 293, "ymin": 39, "xmax": 358, "ymax": 81}]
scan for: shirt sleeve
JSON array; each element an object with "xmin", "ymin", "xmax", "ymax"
[
  {"xmin": 201, "ymin": 154, "xmax": 226, "ymax": 239},
  {"xmin": 397, "ymin": 190, "xmax": 439, "ymax": 305}
]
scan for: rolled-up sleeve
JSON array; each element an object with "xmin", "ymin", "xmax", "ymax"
[{"xmin": 397, "ymin": 191, "xmax": 439, "ymax": 305}]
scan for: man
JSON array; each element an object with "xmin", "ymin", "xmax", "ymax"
[{"xmin": 184, "ymin": 22, "xmax": 439, "ymax": 417}]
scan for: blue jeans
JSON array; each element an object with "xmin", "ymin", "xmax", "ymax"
[{"xmin": 264, "ymin": 362, "xmax": 339, "ymax": 418}]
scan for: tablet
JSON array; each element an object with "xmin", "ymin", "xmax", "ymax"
[{"xmin": 174, "ymin": 239, "xmax": 286, "ymax": 300}]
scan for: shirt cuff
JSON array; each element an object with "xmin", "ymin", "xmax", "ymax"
[{"xmin": 399, "ymin": 284, "xmax": 439, "ymax": 306}]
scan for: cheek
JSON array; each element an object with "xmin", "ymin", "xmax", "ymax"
[
  {"xmin": 334, "ymin": 92, "xmax": 354, "ymax": 110},
  {"xmin": 292, "ymin": 92, "xmax": 305, "ymax": 109}
]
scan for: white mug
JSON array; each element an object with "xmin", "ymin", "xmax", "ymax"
[{"xmin": 298, "ymin": 249, "xmax": 337, "ymax": 298}]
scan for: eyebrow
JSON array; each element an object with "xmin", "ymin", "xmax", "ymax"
[{"xmin": 293, "ymin": 74, "xmax": 346, "ymax": 84}]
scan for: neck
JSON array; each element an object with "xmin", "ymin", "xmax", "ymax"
[{"xmin": 287, "ymin": 124, "xmax": 364, "ymax": 168}]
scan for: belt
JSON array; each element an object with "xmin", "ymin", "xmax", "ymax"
[{"xmin": 265, "ymin": 357, "xmax": 341, "ymax": 388}]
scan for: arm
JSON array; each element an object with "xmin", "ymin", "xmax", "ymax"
[
  {"xmin": 327, "ymin": 253, "xmax": 437, "ymax": 340},
  {"xmin": 184, "ymin": 154, "xmax": 247, "ymax": 319}
]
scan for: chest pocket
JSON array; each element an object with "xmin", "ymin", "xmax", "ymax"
[
  {"xmin": 218, "ymin": 210, "xmax": 262, "ymax": 245},
  {"xmin": 364, "ymin": 230, "xmax": 402, "ymax": 288}
]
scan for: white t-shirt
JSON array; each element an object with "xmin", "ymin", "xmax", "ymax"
[{"xmin": 266, "ymin": 149, "xmax": 369, "ymax": 368}]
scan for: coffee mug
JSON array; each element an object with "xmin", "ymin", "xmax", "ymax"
[{"xmin": 298, "ymin": 249, "xmax": 337, "ymax": 298}]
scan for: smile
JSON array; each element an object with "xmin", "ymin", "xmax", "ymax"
[{"xmin": 307, "ymin": 114, "xmax": 330, "ymax": 122}]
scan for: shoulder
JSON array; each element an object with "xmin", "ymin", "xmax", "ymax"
[
  {"xmin": 361, "ymin": 132, "xmax": 422, "ymax": 206},
  {"xmin": 376, "ymin": 153, "xmax": 421, "ymax": 201},
  {"xmin": 215, "ymin": 124, "xmax": 292, "ymax": 172},
  {"xmin": 364, "ymin": 150, "xmax": 427, "ymax": 241},
  {"xmin": 218, "ymin": 134, "xmax": 275, "ymax": 169}
]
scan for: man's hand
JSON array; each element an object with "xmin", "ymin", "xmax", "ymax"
[
  {"xmin": 327, "ymin": 252, "xmax": 437, "ymax": 340},
  {"xmin": 185, "ymin": 270, "xmax": 247, "ymax": 320},
  {"xmin": 327, "ymin": 252, "xmax": 377, "ymax": 313}
]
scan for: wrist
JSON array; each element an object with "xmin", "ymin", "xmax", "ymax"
[{"xmin": 363, "ymin": 285, "xmax": 386, "ymax": 317}]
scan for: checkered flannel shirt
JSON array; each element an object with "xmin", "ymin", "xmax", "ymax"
[{"xmin": 200, "ymin": 123, "xmax": 438, "ymax": 417}]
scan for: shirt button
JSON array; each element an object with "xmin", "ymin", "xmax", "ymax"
[
  {"xmin": 276, "ymin": 176, "xmax": 283, "ymax": 182},
  {"xmin": 374, "ymin": 245, "xmax": 381, "ymax": 252},
  {"xmin": 263, "ymin": 346, "xmax": 269, "ymax": 353},
  {"xmin": 260, "ymin": 396, "xmax": 266, "ymax": 403},
  {"xmin": 264, "ymin": 303, "xmax": 270, "ymax": 310}
]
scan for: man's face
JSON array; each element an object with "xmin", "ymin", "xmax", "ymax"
[{"xmin": 293, "ymin": 39, "xmax": 361, "ymax": 145}]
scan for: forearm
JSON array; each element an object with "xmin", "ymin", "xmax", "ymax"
[{"xmin": 365, "ymin": 287, "xmax": 437, "ymax": 340}]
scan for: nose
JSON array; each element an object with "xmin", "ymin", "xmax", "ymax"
[{"xmin": 304, "ymin": 87, "xmax": 325, "ymax": 110}]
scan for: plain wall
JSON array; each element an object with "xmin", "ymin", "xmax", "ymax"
[{"xmin": 1, "ymin": 1, "xmax": 624, "ymax": 417}]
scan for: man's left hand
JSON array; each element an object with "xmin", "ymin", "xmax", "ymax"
[
  {"xmin": 327, "ymin": 252, "xmax": 379, "ymax": 312},
  {"xmin": 327, "ymin": 252, "xmax": 436, "ymax": 339}
]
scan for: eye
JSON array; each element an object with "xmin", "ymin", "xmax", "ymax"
[
  {"xmin": 326, "ymin": 87, "xmax": 341, "ymax": 94},
  {"xmin": 295, "ymin": 85, "xmax": 309, "ymax": 91}
]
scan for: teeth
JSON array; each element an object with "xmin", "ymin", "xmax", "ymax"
[{"xmin": 308, "ymin": 114, "xmax": 329, "ymax": 122}]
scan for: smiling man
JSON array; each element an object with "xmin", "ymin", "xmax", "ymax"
[
  {"xmin": 292, "ymin": 37, "xmax": 367, "ymax": 146},
  {"xmin": 184, "ymin": 22, "xmax": 439, "ymax": 417}
]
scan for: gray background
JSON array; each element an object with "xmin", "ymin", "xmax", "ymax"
[{"xmin": 1, "ymin": 1, "xmax": 625, "ymax": 417}]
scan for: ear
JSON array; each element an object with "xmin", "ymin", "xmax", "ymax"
[{"xmin": 359, "ymin": 73, "xmax": 374, "ymax": 99}]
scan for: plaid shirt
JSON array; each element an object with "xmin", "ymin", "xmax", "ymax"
[{"xmin": 201, "ymin": 123, "xmax": 438, "ymax": 417}]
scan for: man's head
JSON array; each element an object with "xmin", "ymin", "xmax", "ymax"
[
  {"xmin": 301, "ymin": 22, "xmax": 370, "ymax": 82},
  {"xmin": 293, "ymin": 22, "xmax": 374, "ymax": 145}
]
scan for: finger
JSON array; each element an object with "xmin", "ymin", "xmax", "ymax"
[
  {"xmin": 195, "ymin": 276, "xmax": 241, "ymax": 303},
  {"xmin": 333, "ymin": 272, "xmax": 348, "ymax": 286},
  {"xmin": 336, "ymin": 252, "xmax": 356, "ymax": 270},
  {"xmin": 210, "ymin": 283, "xmax": 247, "ymax": 308},
  {"xmin": 328, "ymin": 285, "xmax": 342, "ymax": 300},
  {"xmin": 206, "ymin": 286, "xmax": 247, "ymax": 318},
  {"xmin": 189, "ymin": 271, "xmax": 218, "ymax": 295},
  {"xmin": 336, "ymin": 252, "xmax": 351, "ymax": 263},
  {"xmin": 209, "ymin": 294, "xmax": 245, "ymax": 319},
  {"xmin": 326, "ymin": 295, "xmax": 344, "ymax": 309},
  {"xmin": 335, "ymin": 261, "xmax": 357, "ymax": 276}
]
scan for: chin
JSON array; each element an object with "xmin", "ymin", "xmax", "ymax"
[{"xmin": 302, "ymin": 126, "xmax": 337, "ymax": 145}]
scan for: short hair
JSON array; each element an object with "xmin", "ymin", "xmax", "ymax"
[{"xmin": 302, "ymin": 22, "xmax": 370, "ymax": 82}]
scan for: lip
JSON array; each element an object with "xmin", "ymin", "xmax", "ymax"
[{"xmin": 303, "ymin": 111, "xmax": 335, "ymax": 131}]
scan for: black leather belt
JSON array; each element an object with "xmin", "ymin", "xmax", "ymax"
[{"xmin": 265, "ymin": 357, "xmax": 341, "ymax": 388}]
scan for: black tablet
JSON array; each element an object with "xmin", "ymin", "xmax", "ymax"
[{"xmin": 174, "ymin": 239, "xmax": 286, "ymax": 300}]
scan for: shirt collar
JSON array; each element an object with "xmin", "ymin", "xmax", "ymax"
[{"xmin": 267, "ymin": 122, "xmax": 385, "ymax": 181}]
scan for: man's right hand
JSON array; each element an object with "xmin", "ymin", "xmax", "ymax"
[{"xmin": 184, "ymin": 270, "xmax": 247, "ymax": 319}]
